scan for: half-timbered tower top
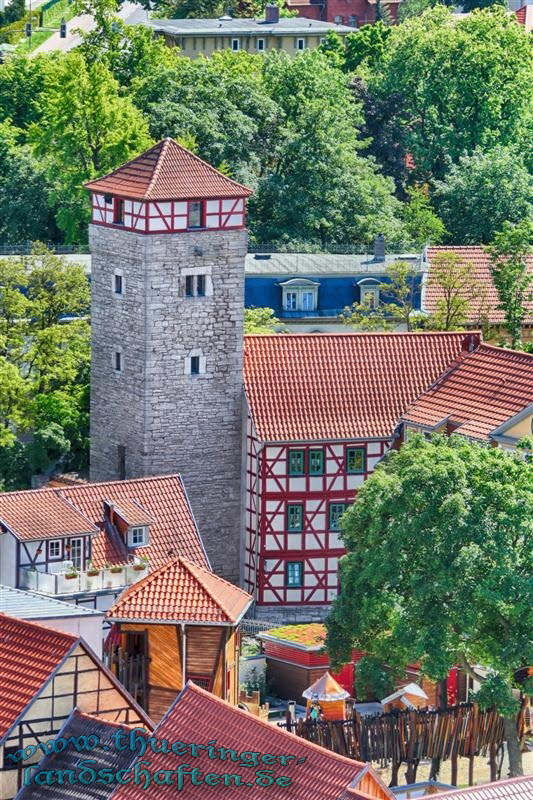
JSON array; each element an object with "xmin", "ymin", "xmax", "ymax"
[{"xmin": 85, "ymin": 138, "xmax": 252, "ymax": 234}]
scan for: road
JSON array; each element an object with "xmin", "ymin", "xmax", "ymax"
[{"xmin": 31, "ymin": 1, "xmax": 147, "ymax": 54}]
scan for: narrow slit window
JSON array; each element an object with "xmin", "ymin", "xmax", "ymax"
[
  {"xmin": 190, "ymin": 355, "xmax": 200, "ymax": 375},
  {"xmin": 114, "ymin": 274, "xmax": 123, "ymax": 295},
  {"xmin": 185, "ymin": 275, "xmax": 195, "ymax": 297},
  {"xmin": 115, "ymin": 352, "xmax": 122, "ymax": 372},
  {"xmin": 196, "ymin": 274, "xmax": 205, "ymax": 296},
  {"xmin": 114, "ymin": 198, "xmax": 125, "ymax": 225}
]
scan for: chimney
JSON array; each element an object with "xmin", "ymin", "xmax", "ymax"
[
  {"xmin": 265, "ymin": 3, "xmax": 280, "ymax": 23},
  {"xmin": 373, "ymin": 233, "xmax": 385, "ymax": 262}
]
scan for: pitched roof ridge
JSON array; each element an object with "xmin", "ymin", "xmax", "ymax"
[
  {"xmin": 180, "ymin": 557, "xmax": 251, "ymax": 621},
  {"xmin": 58, "ymin": 473, "xmax": 183, "ymax": 493},
  {"xmin": 175, "ymin": 682, "xmax": 368, "ymax": 770},
  {"xmin": 52, "ymin": 492, "xmax": 100, "ymax": 532},
  {"xmin": 476, "ymin": 342, "xmax": 533, "ymax": 360},
  {"xmin": 145, "ymin": 138, "xmax": 171, "ymax": 199},
  {"xmin": 244, "ymin": 330, "xmax": 479, "ymax": 341},
  {"xmin": 107, "ymin": 556, "xmax": 178, "ymax": 612},
  {"xmin": 83, "ymin": 139, "xmax": 163, "ymax": 191},
  {"xmin": 428, "ymin": 774, "xmax": 533, "ymax": 798},
  {"xmin": 0, "ymin": 611, "xmax": 79, "ymax": 643},
  {"xmin": 158, "ymin": 138, "xmax": 252, "ymax": 195}
]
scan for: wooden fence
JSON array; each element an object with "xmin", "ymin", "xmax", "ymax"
[{"xmin": 279, "ymin": 701, "xmax": 530, "ymax": 786}]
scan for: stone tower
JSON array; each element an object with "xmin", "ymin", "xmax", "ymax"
[{"xmin": 85, "ymin": 139, "xmax": 252, "ymax": 583}]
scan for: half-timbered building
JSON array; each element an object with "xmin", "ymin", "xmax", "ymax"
[
  {"xmin": 0, "ymin": 615, "xmax": 151, "ymax": 800},
  {"xmin": 243, "ymin": 330, "xmax": 481, "ymax": 621},
  {"xmin": 0, "ymin": 475, "xmax": 208, "ymax": 614}
]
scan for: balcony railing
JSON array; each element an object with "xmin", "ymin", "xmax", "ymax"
[{"xmin": 19, "ymin": 563, "xmax": 149, "ymax": 595}]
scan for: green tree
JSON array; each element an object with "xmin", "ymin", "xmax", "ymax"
[
  {"xmin": 354, "ymin": 655, "xmax": 395, "ymax": 701},
  {"xmin": 340, "ymin": 261, "xmax": 419, "ymax": 331},
  {"xmin": 344, "ymin": 23, "xmax": 392, "ymax": 71},
  {"xmin": 426, "ymin": 251, "xmax": 481, "ymax": 330},
  {"xmin": 326, "ymin": 434, "xmax": 533, "ymax": 776},
  {"xmin": 433, "ymin": 147, "xmax": 533, "ymax": 245},
  {"xmin": 30, "ymin": 51, "xmax": 151, "ymax": 241},
  {"xmin": 25, "ymin": 422, "xmax": 71, "ymax": 475},
  {"xmin": 251, "ymin": 50, "xmax": 402, "ymax": 245},
  {"xmin": 360, "ymin": 6, "xmax": 533, "ymax": 183},
  {"xmin": 401, "ymin": 186, "xmax": 445, "ymax": 247},
  {"xmin": 0, "ymin": 357, "xmax": 27, "ymax": 447},
  {"xmin": 0, "ymin": 54, "xmax": 52, "ymax": 131},
  {"xmin": 244, "ymin": 307, "xmax": 280, "ymax": 334},
  {"xmin": 462, "ymin": 0, "xmax": 505, "ymax": 11},
  {"xmin": 487, "ymin": 220, "xmax": 533, "ymax": 350}
]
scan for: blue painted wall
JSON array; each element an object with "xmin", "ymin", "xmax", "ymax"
[{"xmin": 244, "ymin": 274, "xmax": 423, "ymax": 318}]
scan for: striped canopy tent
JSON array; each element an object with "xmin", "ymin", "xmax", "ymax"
[{"xmin": 302, "ymin": 671, "xmax": 350, "ymax": 721}]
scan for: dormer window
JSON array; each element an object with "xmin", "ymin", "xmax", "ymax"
[
  {"xmin": 129, "ymin": 526, "xmax": 147, "ymax": 546},
  {"xmin": 188, "ymin": 201, "xmax": 203, "ymax": 228},
  {"xmin": 279, "ymin": 278, "xmax": 319, "ymax": 312},
  {"xmin": 356, "ymin": 278, "xmax": 381, "ymax": 309}
]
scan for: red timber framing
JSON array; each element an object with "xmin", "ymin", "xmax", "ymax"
[
  {"xmin": 90, "ymin": 193, "xmax": 246, "ymax": 234},
  {"xmin": 245, "ymin": 433, "xmax": 391, "ymax": 607}
]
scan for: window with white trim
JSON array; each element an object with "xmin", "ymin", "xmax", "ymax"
[
  {"xmin": 130, "ymin": 526, "xmax": 147, "ymax": 546},
  {"xmin": 257, "ymin": 38, "xmax": 265, "ymax": 51},
  {"xmin": 185, "ymin": 274, "xmax": 206, "ymax": 297},
  {"xmin": 113, "ymin": 271, "xmax": 123, "ymax": 296},
  {"xmin": 48, "ymin": 539, "xmax": 62, "ymax": 559},
  {"xmin": 231, "ymin": 38, "xmax": 240, "ymax": 51},
  {"xmin": 357, "ymin": 278, "xmax": 380, "ymax": 309},
  {"xmin": 185, "ymin": 350, "xmax": 206, "ymax": 376},
  {"xmin": 280, "ymin": 278, "xmax": 319, "ymax": 312},
  {"xmin": 296, "ymin": 37, "xmax": 306, "ymax": 51}
]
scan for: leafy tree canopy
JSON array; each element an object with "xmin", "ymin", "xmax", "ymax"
[
  {"xmin": 244, "ymin": 307, "xmax": 280, "ymax": 334},
  {"xmin": 433, "ymin": 146, "xmax": 533, "ymax": 245},
  {"xmin": 360, "ymin": 6, "xmax": 533, "ymax": 183},
  {"xmin": 326, "ymin": 434, "xmax": 532, "ymax": 772}
]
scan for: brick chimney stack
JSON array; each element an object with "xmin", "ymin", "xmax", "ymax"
[
  {"xmin": 265, "ymin": 3, "xmax": 280, "ymax": 22},
  {"xmin": 373, "ymin": 233, "xmax": 386, "ymax": 262}
]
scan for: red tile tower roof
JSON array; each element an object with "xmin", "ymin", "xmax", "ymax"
[
  {"xmin": 0, "ymin": 475, "xmax": 208, "ymax": 571},
  {"xmin": 402, "ymin": 343, "xmax": 533, "ymax": 440},
  {"xmin": 244, "ymin": 331, "xmax": 479, "ymax": 442},
  {"xmin": 0, "ymin": 614, "xmax": 78, "ymax": 741},
  {"xmin": 424, "ymin": 246, "xmax": 533, "ymax": 325},
  {"xmin": 84, "ymin": 138, "xmax": 253, "ymax": 201},
  {"xmin": 107, "ymin": 556, "xmax": 252, "ymax": 624},
  {"xmin": 112, "ymin": 681, "xmax": 394, "ymax": 800}
]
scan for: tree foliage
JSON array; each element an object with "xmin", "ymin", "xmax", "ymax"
[
  {"xmin": 433, "ymin": 147, "xmax": 533, "ymax": 245},
  {"xmin": 487, "ymin": 220, "xmax": 533, "ymax": 349},
  {"xmin": 340, "ymin": 261, "xmax": 419, "ymax": 331},
  {"xmin": 359, "ymin": 7, "xmax": 533, "ymax": 183},
  {"xmin": 326, "ymin": 434, "xmax": 533, "ymax": 774},
  {"xmin": 0, "ymin": 245, "xmax": 91, "ymax": 487},
  {"xmin": 401, "ymin": 186, "xmax": 445, "ymax": 247},
  {"xmin": 244, "ymin": 307, "xmax": 280, "ymax": 334},
  {"xmin": 426, "ymin": 252, "xmax": 482, "ymax": 331}
]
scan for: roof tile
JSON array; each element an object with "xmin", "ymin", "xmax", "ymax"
[
  {"xmin": 113, "ymin": 682, "xmax": 393, "ymax": 800},
  {"xmin": 0, "ymin": 614, "xmax": 77, "ymax": 741},
  {"xmin": 427, "ymin": 775, "xmax": 533, "ymax": 800},
  {"xmin": 107, "ymin": 556, "xmax": 251, "ymax": 624},
  {"xmin": 84, "ymin": 139, "xmax": 253, "ymax": 202},
  {"xmin": 425, "ymin": 247, "xmax": 533, "ymax": 325},
  {"xmin": 244, "ymin": 331, "xmax": 479, "ymax": 442},
  {"xmin": 0, "ymin": 491, "xmax": 98, "ymax": 541},
  {"xmin": 402, "ymin": 344, "xmax": 533, "ymax": 440}
]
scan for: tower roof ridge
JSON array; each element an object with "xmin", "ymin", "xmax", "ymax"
[{"xmin": 84, "ymin": 138, "xmax": 253, "ymax": 202}]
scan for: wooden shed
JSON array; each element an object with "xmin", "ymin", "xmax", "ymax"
[{"xmin": 106, "ymin": 557, "xmax": 252, "ymax": 721}]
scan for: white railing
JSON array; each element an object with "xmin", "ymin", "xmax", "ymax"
[{"xmin": 19, "ymin": 563, "xmax": 149, "ymax": 595}]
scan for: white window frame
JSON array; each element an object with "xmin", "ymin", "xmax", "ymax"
[
  {"xmin": 231, "ymin": 38, "xmax": 240, "ymax": 51},
  {"xmin": 356, "ymin": 278, "xmax": 381, "ymax": 309},
  {"xmin": 185, "ymin": 349, "xmax": 206, "ymax": 376},
  {"xmin": 69, "ymin": 538, "xmax": 83, "ymax": 570},
  {"xmin": 280, "ymin": 278, "xmax": 319, "ymax": 312},
  {"xmin": 256, "ymin": 37, "xmax": 265, "ymax": 51},
  {"xmin": 48, "ymin": 539, "xmax": 62, "ymax": 559},
  {"xmin": 296, "ymin": 37, "xmax": 306, "ymax": 51},
  {"xmin": 129, "ymin": 526, "xmax": 147, "ymax": 547}
]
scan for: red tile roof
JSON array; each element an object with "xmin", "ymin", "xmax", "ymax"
[
  {"xmin": 424, "ymin": 247, "xmax": 533, "ymax": 325},
  {"xmin": 104, "ymin": 498, "xmax": 154, "ymax": 527},
  {"xmin": 244, "ymin": 331, "xmax": 479, "ymax": 442},
  {"xmin": 107, "ymin": 556, "xmax": 251, "ymax": 624},
  {"xmin": 113, "ymin": 681, "xmax": 393, "ymax": 800},
  {"xmin": 0, "ymin": 614, "xmax": 77, "ymax": 741},
  {"xmin": 58, "ymin": 475, "xmax": 209, "ymax": 570},
  {"xmin": 0, "ymin": 475, "xmax": 208, "ymax": 571},
  {"xmin": 428, "ymin": 775, "xmax": 533, "ymax": 800},
  {"xmin": 84, "ymin": 138, "xmax": 253, "ymax": 202},
  {"xmin": 402, "ymin": 343, "xmax": 533, "ymax": 440},
  {"xmin": 0, "ymin": 490, "xmax": 98, "ymax": 541}
]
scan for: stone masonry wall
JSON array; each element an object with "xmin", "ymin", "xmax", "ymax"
[{"xmin": 89, "ymin": 224, "xmax": 247, "ymax": 583}]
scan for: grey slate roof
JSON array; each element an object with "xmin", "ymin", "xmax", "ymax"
[
  {"xmin": 245, "ymin": 252, "xmax": 421, "ymax": 275},
  {"xmin": 148, "ymin": 15, "xmax": 355, "ymax": 36},
  {"xmin": 15, "ymin": 710, "xmax": 149, "ymax": 800},
  {"xmin": 0, "ymin": 584, "xmax": 103, "ymax": 619}
]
